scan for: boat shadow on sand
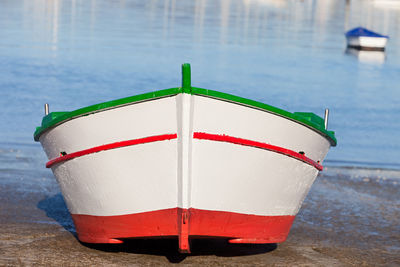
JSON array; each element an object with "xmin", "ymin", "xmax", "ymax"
[
  {"xmin": 85, "ymin": 239, "xmax": 277, "ymax": 263},
  {"xmin": 37, "ymin": 194, "xmax": 277, "ymax": 263},
  {"xmin": 37, "ymin": 193, "xmax": 77, "ymax": 237}
]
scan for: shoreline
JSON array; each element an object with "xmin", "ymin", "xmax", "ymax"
[{"xmin": 0, "ymin": 169, "xmax": 399, "ymax": 266}]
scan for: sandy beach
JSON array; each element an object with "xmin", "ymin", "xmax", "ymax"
[
  {"xmin": 1, "ymin": 0, "xmax": 400, "ymax": 265},
  {"xmin": 1, "ymin": 164, "xmax": 399, "ymax": 266}
]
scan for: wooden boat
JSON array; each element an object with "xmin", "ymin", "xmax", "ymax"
[
  {"xmin": 346, "ymin": 27, "xmax": 389, "ymax": 51},
  {"xmin": 34, "ymin": 64, "xmax": 336, "ymax": 253}
]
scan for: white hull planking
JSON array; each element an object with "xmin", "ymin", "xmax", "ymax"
[
  {"xmin": 191, "ymin": 140, "xmax": 318, "ymax": 216},
  {"xmin": 40, "ymin": 93, "xmax": 330, "ymax": 217}
]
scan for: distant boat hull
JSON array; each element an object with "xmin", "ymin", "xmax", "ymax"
[
  {"xmin": 346, "ymin": 36, "xmax": 388, "ymax": 51},
  {"xmin": 345, "ymin": 27, "xmax": 389, "ymax": 51}
]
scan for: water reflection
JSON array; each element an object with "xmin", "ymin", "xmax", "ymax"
[
  {"xmin": 345, "ymin": 47, "xmax": 386, "ymax": 65},
  {"xmin": 1, "ymin": 0, "xmax": 400, "ymax": 167},
  {"xmin": 51, "ymin": 0, "xmax": 59, "ymax": 52},
  {"xmin": 247, "ymin": 0, "xmax": 287, "ymax": 8},
  {"xmin": 373, "ymin": 0, "xmax": 400, "ymax": 10},
  {"xmin": 16, "ymin": 0, "xmax": 400, "ymax": 50}
]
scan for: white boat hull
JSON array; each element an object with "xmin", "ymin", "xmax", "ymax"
[
  {"xmin": 38, "ymin": 92, "xmax": 332, "ymax": 251},
  {"xmin": 346, "ymin": 36, "xmax": 388, "ymax": 50}
]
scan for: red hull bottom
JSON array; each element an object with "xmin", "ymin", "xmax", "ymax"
[{"xmin": 72, "ymin": 208, "xmax": 295, "ymax": 253}]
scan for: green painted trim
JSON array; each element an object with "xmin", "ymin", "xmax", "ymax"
[
  {"xmin": 34, "ymin": 63, "xmax": 336, "ymax": 146},
  {"xmin": 190, "ymin": 87, "xmax": 337, "ymax": 146},
  {"xmin": 181, "ymin": 63, "xmax": 191, "ymax": 93},
  {"xmin": 33, "ymin": 87, "xmax": 181, "ymax": 141},
  {"xmin": 34, "ymin": 86, "xmax": 337, "ymax": 146}
]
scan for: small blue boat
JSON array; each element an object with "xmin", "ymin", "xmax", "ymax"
[{"xmin": 345, "ymin": 27, "xmax": 389, "ymax": 51}]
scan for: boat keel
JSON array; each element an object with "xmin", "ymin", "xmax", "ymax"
[{"xmin": 178, "ymin": 208, "xmax": 190, "ymax": 253}]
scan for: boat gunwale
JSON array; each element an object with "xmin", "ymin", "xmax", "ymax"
[
  {"xmin": 33, "ymin": 87, "xmax": 182, "ymax": 141},
  {"xmin": 191, "ymin": 87, "xmax": 336, "ymax": 146},
  {"xmin": 34, "ymin": 87, "xmax": 337, "ymax": 146}
]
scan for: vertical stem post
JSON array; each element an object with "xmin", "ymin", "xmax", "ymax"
[
  {"xmin": 181, "ymin": 63, "xmax": 191, "ymax": 93},
  {"xmin": 178, "ymin": 63, "xmax": 192, "ymax": 253}
]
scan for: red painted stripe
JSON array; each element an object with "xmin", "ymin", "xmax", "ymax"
[
  {"xmin": 193, "ymin": 132, "xmax": 323, "ymax": 171},
  {"xmin": 46, "ymin": 133, "xmax": 178, "ymax": 168},
  {"xmin": 71, "ymin": 208, "xmax": 294, "ymax": 248}
]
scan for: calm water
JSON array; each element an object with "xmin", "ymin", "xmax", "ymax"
[{"xmin": 1, "ymin": 0, "xmax": 400, "ymax": 173}]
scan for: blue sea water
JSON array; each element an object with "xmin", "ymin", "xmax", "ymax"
[{"xmin": 0, "ymin": 0, "xmax": 399, "ymax": 173}]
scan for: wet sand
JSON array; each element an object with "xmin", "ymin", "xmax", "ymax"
[{"xmin": 0, "ymin": 167, "xmax": 399, "ymax": 266}]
